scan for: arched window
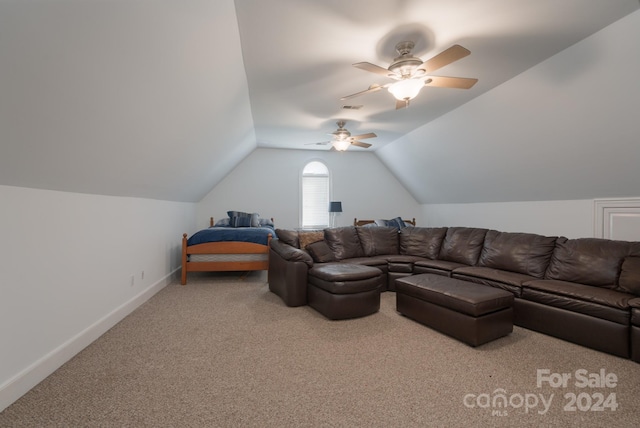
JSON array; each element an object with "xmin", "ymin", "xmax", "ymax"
[{"xmin": 301, "ymin": 161, "xmax": 330, "ymax": 229}]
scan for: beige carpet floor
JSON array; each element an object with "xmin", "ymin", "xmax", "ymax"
[{"xmin": 1, "ymin": 271, "xmax": 638, "ymax": 427}]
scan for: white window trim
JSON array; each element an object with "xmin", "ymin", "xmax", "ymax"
[{"xmin": 299, "ymin": 160, "xmax": 332, "ymax": 229}]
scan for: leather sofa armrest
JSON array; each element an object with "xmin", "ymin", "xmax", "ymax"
[
  {"xmin": 269, "ymin": 241, "xmax": 312, "ymax": 307},
  {"xmin": 270, "ymin": 239, "xmax": 314, "ymax": 267}
]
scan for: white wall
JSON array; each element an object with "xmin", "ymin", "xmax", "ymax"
[
  {"xmin": 198, "ymin": 148, "xmax": 421, "ymax": 229},
  {"xmin": 0, "ymin": 185, "xmax": 196, "ymax": 411},
  {"xmin": 422, "ymin": 199, "xmax": 595, "ymax": 239}
]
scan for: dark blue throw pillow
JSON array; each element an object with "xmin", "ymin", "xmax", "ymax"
[
  {"xmin": 230, "ymin": 216, "xmax": 251, "ymax": 227},
  {"xmin": 390, "ymin": 217, "xmax": 407, "ymax": 229},
  {"xmin": 374, "ymin": 217, "xmax": 407, "ymax": 229},
  {"xmin": 227, "ymin": 210, "xmax": 252, "ymax": 219}
]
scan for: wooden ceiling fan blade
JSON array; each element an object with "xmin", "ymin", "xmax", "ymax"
[
  {"xmin": 425, "ymin": 76, "xmax": 478, "ymax": 89},
  {"xmin": 350, "ymin": 132, "xmax": 376, "ymax": 140},
  {"xmin": 420, "ymin": 44, "xmax": 471, "ymax": 73},
  {"xmin": 353, "ymin": 62, "xmax": 397, "ymax": 78},
  {"xmin": 305, "ymin": 141, "xmax": 330, "ymax": 145},
  {"xmin": 351, "ymin": 141, "xmax": 372, "ymax": 148},
  {"xmin": 340, "ymin": 83, "xmax": 385, "ymax": 100}
]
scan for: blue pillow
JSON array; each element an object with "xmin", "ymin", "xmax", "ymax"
[
  {"xmin": 214, "ymin": 218, "xmax": 230, "ymax": 227},
  {"xmin": 230, "ymin": 216, "xmax": 251, "ymax": 227},
  {"xmin": 374, "ymin": 217, "xmax": 407, "ymax": 229},
  {"xmin": 391, "ymin": 217, "xmax": 407, "ymax": 229},
  {"xmin": 250, "ymin": 213, "xmax": 260, "ymax": 227},
  {"xmin": 259, "ymin": 218, "xmax": 274, "ymax": 227},
  {"xmin": 227, "ymin": 210, "xmax": 252, "ymax": 218}
]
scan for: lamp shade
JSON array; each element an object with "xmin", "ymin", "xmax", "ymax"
[
  {"xmin": 332, "ymin": 140, "xmax": 351, "ymax": 151},
  {"xmin": 388, "ymin": 79, "xmax": 424, "ymax": 101},
  {"xmin": 329, "ymin": 201, "xmax": 342, "ymax": 213}
]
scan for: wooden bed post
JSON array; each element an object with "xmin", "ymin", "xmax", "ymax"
[
  {"xmin": 181, "ymin": 233, "xmax": 188, "ymax": 285},
  {"xmin": 210, "ymin": 217, "xmax": 214, "ymax": 227}
]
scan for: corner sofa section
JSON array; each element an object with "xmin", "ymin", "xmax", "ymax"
[{"xmin": 268, "ymin": 225, "xmax": 640, "ymax": 361}]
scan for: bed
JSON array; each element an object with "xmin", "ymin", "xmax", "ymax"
[
  {"xmin": 354, "ymin": 217, "xmax": 416, "ymax": 227},
  {"xmin": 181, "ymin": 216, "xmax": 275, "ymax": 285}
]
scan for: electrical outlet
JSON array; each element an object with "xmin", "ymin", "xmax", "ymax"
[{"xmin": 130, "ymin": 275, "xmax": 135, "ymax": 286}]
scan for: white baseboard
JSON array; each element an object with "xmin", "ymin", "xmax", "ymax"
[{"xmin": 0, "ymin": 268, "xmax": 180, "ymax": 412}]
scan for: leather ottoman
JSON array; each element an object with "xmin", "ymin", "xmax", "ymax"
[
  {"xmin": 396, "ymin": 274, "xmax": 514, "ymax": 346},
  {"xmin": 307, "ymin": 264, "xmax": 382, "ymax": 320}
]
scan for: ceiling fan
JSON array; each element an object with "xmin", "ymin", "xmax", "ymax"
[
  {"xmin": 341, "ymin": 41, "xmax": 478, "ymax": 109},
  {"xmin": 306, "ymin": 121, "xmax": 377, "ymax": 151}
]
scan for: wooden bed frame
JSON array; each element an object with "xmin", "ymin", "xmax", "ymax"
[
  {"xmin": 354, "ymin": 218, "xmax": 416, "ymax": 226},
  {"xmin": 181, "ymin": 217, "xmax": 273, "ymax": 285}
]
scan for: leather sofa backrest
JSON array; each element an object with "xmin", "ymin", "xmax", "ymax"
[
  {"xmin": 479, "ymin": 230, "xmax": 557, "ymax": 278},
  {"xmin": 439, "ymin": 227, "xmax": 488, "ymax": 265},
  {"xmin": 545, "ymin": 237, "xmax": 640, "ymax": 288},
  {"xmin": 618, "ymin": 256, "xmax": 640, "ymax": 296},
  {"xmin": 276, "ymin": 229, "xmax": 300, "ymax": 248},
  {"xmin": 356, "ymin": 226, "xmax": 399, "ymax": 256},
  {"xmin": 324, "ymin": 226, "xmax": 365, "ymax": 260},
  {"xmin": 399, "ymin": 227, "xmax": 447, "ymax": 259}
]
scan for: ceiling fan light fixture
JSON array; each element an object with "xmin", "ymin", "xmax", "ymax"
[
  {"xmin": 332, "ymin": 139, "xmax": 351, "ymax": 151},
  {"xmin": 388, "ymin": 79, "xmax": 424, "ymax": 101},
  {"xmin": 334, "ymin": 130, "xmax": 349, "ymax": 140}
]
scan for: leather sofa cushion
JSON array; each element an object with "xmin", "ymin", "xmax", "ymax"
[
  {"xmin": 356, "ymin": 226, "xmax": 399, "ymax": 256},
  {"xmin": 631, "ymin": 299, "xmax": 640, "ymax": 325},
  {"xmin": 618, "ymin": 256, "xmax": 640, "ymax": 296},
  {"xmin": 414, "ymin": 259, "xmax": 467, "ymax": 272},
  {"xmin": 386, "ymin": 255, "xmax": 429, "ymax": 263},
  {"xmin": 305, "ymin": 240, "xmax": 335, "ymax": 263},
  {"xmin": 522, "ymin": 280, "xmax": 632, "ymax": 325},
  {"xmin": 324, "ymin": 226, "xmax": 365, "ymax": 260},
  {"xmin": 523, "ymin": 279, "xmax": 633, "ymax": 310},
  {"xmin": 340, "ymin": 256, "xmax": 387, "ymax": 268},
  {"xmin": 399, "ymin": 227, "xmax": 447, "ymax": 259},
  {"xmin": 338, "ymin": 257, "xmax": 388, "ymax": 269},
  {"xmin": 388, "ymin": 262, "xmax": 413, "ymax": 273},
  {"xmin": 545, "ymin": 237, "xmax": 640, "ymax": 288},
  {"xmin": 308, "ymin": 264, "xmax": 381, "ymax": 294},
  {"xmin": 276, "ymin": 229, "xmax": 299, "ymax": 248},
  {"xmin": 479, "ymin": 230, "xmax": 556, "ymax": 278},
  {"xmin": 438, "ymin": 227, "xmax": 488, "ymax": 265},
  {"xmin": 453, "ymin": 266, "xmax": 536, "ymax": 288},
  {"xmin": 451, "ymin": 268, "xmax": 524, "ymax": 296}
]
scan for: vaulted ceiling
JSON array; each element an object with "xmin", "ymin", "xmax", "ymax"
[{"xmin": 1, "ymin": 0, "xmax": 639, "ymax": 203}]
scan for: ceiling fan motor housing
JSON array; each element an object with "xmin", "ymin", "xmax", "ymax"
[
  {"xmin": 388, "ymin": 41, "xmax": 424, "ymax": 77},
  {"xmin": 333, "ymin": 121, "xmax": 351, "ymax": 140}
]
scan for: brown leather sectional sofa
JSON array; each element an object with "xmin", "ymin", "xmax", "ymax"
[{"xmin": 268, "ymin": 226, "xmax": 640, "ymax": 361}]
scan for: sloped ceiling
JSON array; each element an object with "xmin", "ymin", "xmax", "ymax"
[
  {"xmin": 378, "ymin": 7, "xmax": 640, "ymax": 204},
  {"xmin": 1, "ymin": 0, "xmax": 638, "ymax": 203},
  {"xmin": 0, "ymin": 0, "xmax": 255, "ymax": 202}
]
